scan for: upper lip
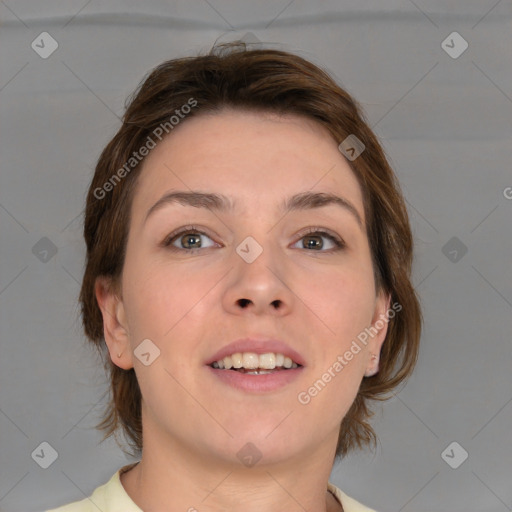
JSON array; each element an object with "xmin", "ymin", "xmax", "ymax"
[{"xmin": 206, "ymin": 338, "xmax": 306, "ymax": 367}]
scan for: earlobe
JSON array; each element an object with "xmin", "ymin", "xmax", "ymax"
[
  {"xmin": 364, "ymin": 353, "xmax": 379, "ymax": 377},
  {"xmin": 94, "ymin": 276, "xmax": 133, "ymax": 370}
]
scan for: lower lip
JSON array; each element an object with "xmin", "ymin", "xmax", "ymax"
[{"xmin": 206, "ymin": 366, "xmax": 304, "ymax": 392}]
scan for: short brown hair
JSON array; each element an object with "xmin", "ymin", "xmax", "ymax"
[{"xmin": 79, "ymin": 42, "xmax": 422, "ymax": 459}]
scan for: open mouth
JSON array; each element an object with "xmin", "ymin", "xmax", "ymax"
[
  {"xmin": 210, "ymin": 366, "xmax": 302, "ymax": 375},
  {"xmin": 207, "ymin": 351, "xmax": 305, "ymax": 392},
  {"xmin": 209, "ymin": 352, "xmax": 302, "ymax": 375}
]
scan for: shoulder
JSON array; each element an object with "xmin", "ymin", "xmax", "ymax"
[
  {"xmin": 327, "ymin": 481, "xmax": 378, "ymax": 512},
  {"xmin": 46, "ymin": 465, "xmax": 141, "ymax": 512}
]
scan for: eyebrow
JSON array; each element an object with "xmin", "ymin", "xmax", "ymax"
[{"xmin": 144, "ymin": 190, "xmax": 363, "ymax": 229}]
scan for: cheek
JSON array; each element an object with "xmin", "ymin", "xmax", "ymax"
[
  {"xmin": 121, "ymin": 248, "xmax": 210, "ymax": 340},
  {"xmin": 119, "ymin": 256, "xmax": 209, "ymax": 410},
  {"xmin": 299, "ymin": 260, "xmax": 377, "ymax": 339}
]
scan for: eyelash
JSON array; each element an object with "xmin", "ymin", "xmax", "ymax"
[{"xmin": 162, "ymin": 225, "xmax": 345, "ymax": 253}]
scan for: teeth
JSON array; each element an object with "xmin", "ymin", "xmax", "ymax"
[
  {"xmin": 231, "ymin": 353, "xmax": 243, "ymax": 368},
  {"xmin": 242, "ymin": 352, "xmax": 260, "ymax": 369},
  {"xmin": 211, "ymin": 352, "xmax": 300, "ymax": 370},
  {"xmin": 259, "ymin": 353, "xmax": 276, "ymax": 369}
]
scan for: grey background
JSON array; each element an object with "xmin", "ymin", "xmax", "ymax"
[{"xmin": 1, "ymin": 1, "xmax": 511, "ymax": 511}]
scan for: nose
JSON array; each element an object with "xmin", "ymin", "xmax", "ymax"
[{"xmin": 221, "ymin": 242, "xmax": 294, "ymax": 317}]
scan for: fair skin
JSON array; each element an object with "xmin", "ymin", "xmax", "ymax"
[{"xmin": 96, "ymin": 110, "xmax": 390, "ymax": 512}]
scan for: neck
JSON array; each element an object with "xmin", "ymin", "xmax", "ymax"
[{"xmin": 120, "ymin": 423, "xmax": 342, "ymax": 511}]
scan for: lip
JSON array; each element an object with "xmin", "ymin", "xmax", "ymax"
[
  {"xmin": 205, "ymin": 338, "xmax": 306, "ymax": 367},
  {"xmin": 207, "ymin": 365, "xmax": 305, "ymax": 393}
]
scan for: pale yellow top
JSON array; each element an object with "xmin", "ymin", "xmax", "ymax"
[{"xmin": 47, "ymin": 465, "xmax": 376, "ymax": 512}]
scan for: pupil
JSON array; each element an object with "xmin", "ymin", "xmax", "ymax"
[
  {"xmin": 305, "ymin": 236, "xmax": 321, "ymax": 250},
  {"xmin": 184, "ymin": 234, "xmax": 201, "ymax": 248}
]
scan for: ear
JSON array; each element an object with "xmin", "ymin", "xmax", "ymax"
[
  {"xmin": 95, "ymin": 276, "xmax": 134, "ymax": 370},
  {"xmin": 365, "ymin": 290, "xmax": 392, "ymax": 377}
]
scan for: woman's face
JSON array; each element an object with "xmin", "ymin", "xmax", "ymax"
[{"xmin": 101, "ymin": 110, "xmax": 389, "ymax": 468}]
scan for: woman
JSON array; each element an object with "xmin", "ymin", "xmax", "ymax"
[{"xmin": 48, "ymin": 42, "xmax": 421, "ymax": 512}]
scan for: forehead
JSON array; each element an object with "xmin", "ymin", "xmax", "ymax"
[{"xmin": 131, "ymin": 109, "xmax": 365, "ymax": 221}]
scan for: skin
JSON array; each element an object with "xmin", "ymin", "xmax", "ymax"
[{"xmin": 96, "ymin": 110, "xmax": 390, "ymax": 512}]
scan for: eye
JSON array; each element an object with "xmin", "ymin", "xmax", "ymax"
[
  {"xmin": 163, "ymin": 225, "xmax": 219, "ymax": 252},
  {"xmin": 162, "ymin": 226, "xmax": 345, "ymax": 253},
  {"xmin": 292, "ymin": 228, "xmax": 345, "ymax": 252}
]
